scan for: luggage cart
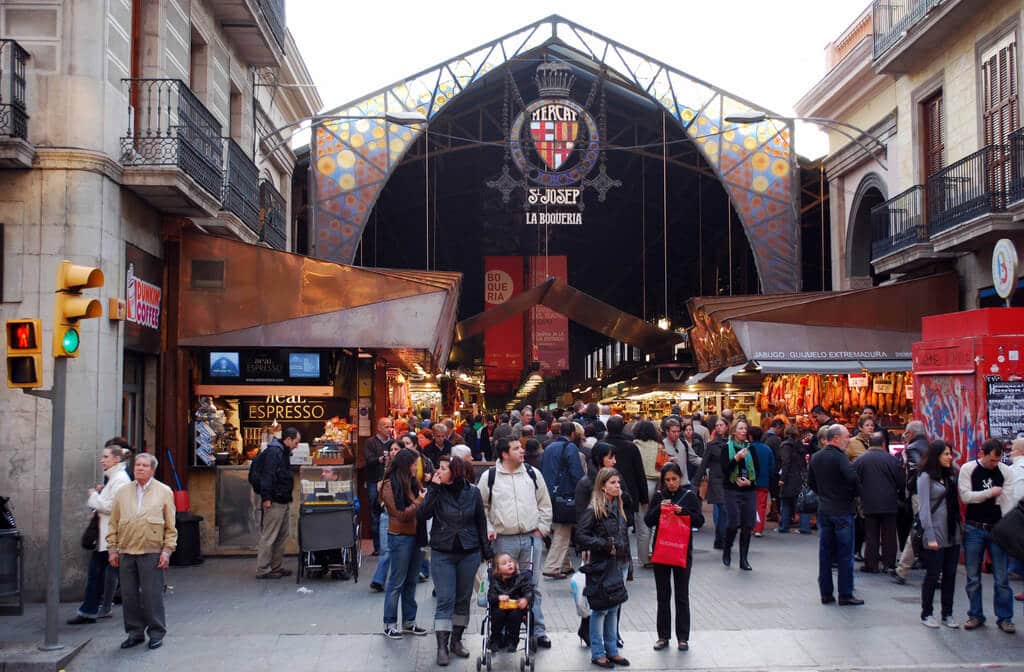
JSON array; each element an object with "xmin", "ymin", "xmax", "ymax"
[{"xmin": 296, "ymin": 464, "xmax": 361, "ymax": 583}]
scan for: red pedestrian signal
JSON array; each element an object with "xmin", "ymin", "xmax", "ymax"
[{"xmin": 6, "ymin": 319, "xmax": 43, "ymax": 388}]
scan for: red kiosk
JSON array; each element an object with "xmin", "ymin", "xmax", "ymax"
[{"xmin": 912, "ymin": 308, "xmax": 1024, "ymax": 464}]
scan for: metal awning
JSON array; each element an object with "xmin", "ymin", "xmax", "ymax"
[
  {"xmin": 683, "ymin": 370, "xmax": 715, "ymax": 385},
  {"xmin": 859, "ymin": 360, "xmax": 913, "ymax": 372},
  {"xmin": 714, "ymin": 364, "xmax": 749, "ymax": 383},
  {"xmin": 176, "ymin": 233, "xmax": 462, "ymax": 372},
  {"xmin": 754, "ymin": 360, "xmax": 866, "ymax": 374}
]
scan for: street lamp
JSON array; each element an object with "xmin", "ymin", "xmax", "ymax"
[{"xmin": 724, "ymin": 111, "xmax": 887, "ymax": 171}]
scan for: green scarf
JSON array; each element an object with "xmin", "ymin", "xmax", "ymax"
[{"xmin": 727, "ymin": 438, "xmax": 755, "ymax": 485}]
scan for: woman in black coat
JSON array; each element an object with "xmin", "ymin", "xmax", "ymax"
[
  {"xmin": 719, "ymin": 419, "xmax": 760, "ymax": 570},
  {"xmin": 777, "ymin": 426, "xmax": 812, "ymax": 534},
  {"xmin": 644, "ymin": 462, "xmax": 704, "ymax": 652},
  {"xmin": 418, "ymin": 455, "xmax": 490, "ymax": 665}
]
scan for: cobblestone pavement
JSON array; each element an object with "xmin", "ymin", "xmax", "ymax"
[{"xmin": 4, "ymin": 510, "xmax": 1024, "ymax": 671}]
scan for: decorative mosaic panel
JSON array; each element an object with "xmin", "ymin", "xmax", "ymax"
[{"xmin": 312, "ymin": 16, "xmax": 800, "ymax": 292}]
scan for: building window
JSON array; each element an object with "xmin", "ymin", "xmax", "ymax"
[
  {"xmin": 123, "ymin": 352, "xmax": 144, "ymax": 452},
  {"xmin": 921, "ymin": 91, "xmax": 944, "ymax": 182},
  {"xmin": 981, "ymin": 34, "xmax": 1018, "ymax": 147}
]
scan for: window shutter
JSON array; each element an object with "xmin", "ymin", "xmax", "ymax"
[
  {"xmin": 982, "ymin": 39, "xmax": 1018, "ymax": 147},
  {"xmin": 922, "ymin": 93, "xmax": 944, "ymax": 180}
]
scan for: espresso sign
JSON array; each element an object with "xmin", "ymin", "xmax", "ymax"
[{"xmin": 243, "ymin": 396, "xmax": 331, "ymax": 422}]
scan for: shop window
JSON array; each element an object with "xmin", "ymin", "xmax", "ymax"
[
  {"xmin": 123, "ymin": 352, "xmax": 144, "ymax": 452},
  {"xmin": 191, "ymin": 259, "xmax": 224, "ymax": 288}
]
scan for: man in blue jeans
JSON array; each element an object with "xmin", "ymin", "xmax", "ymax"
[
  {"xmin": 958, "ymin": 439, "xmax": 1016, "ymax": 633},
  {"xmin": 364, "ymin": 417, "xmax": 393, "ymax": 556},
  {"xmin": 808, "ymin": 424, "xmax": 864, "ymax": 606}
]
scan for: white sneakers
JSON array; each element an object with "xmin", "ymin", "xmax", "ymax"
[
  {"xmin": 921, "ymin": 616, "xmax": 939, "ymax": 628},
  {"xmin": 922, "ymin": 615, "xmax": 959, "ymax": 629},
  {"xmin": 941, "ymin": 616, "xmax": 959, "ymax": 629}
]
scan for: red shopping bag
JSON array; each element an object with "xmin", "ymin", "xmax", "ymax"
[{"xmin": 649, "ymin": 503, "xmax": 691, "ymax": 568}]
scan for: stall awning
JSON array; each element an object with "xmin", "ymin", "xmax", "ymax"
[
  {"xmin": 754, "ymin": 360, "xmax": 865, "ymax": 374},
  {"xmin": 684, "ymin": 370, "xmax": 716, "ymax": 385},
  {"xmin": 714, "ymin": 365, "xmax": 749, "ymax": 383},
  {"xmin": 175, "ymin": 233, "xmax": 462, "ymax": 372},
  {"xmin": 687, "ymin": 273, "xmax": 958, "ymax": 373}
]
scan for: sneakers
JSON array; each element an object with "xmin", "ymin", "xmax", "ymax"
[
  {"xmin": 998, "ymin": 620, "xmax": 1016, "ymax": 634},
  {"xmin": 402, "ymin": 623, "xmax": 428, "ymax": 636},
  {"xmin": 941, "ymin": 616, "xmax": 959, "ymax": 629},
  {"xmin": 921, "ymin": 615, "xmax": 940, "ymax": 629},
  {"xmin": 383, "ymin": 625, "xmax": 403, "ymax": 640}
]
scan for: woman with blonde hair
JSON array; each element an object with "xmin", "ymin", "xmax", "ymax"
[
  {"xmin": 576, "ymin": 468, "xmax": 631, "ymax": 668},
  {"xmin": 718, "ymin": 419, "xmax": 760, "ymax": 570}
]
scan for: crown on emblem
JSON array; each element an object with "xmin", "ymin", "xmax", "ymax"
[{"xmin": 535, "ymin": 62, "xmax": 575, "ymax": 98}]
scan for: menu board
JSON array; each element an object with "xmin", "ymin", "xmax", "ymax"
[{"xmin": 987, "ymin": 379, "xmax": 1024, "ymax": 439}]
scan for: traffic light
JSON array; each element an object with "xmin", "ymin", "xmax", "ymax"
[
  {"xmin": 53, "ymin": 260, "xmax": 104, "ymax": 358},
  {"xmin": 6, "ymin": 319, "xmax": 43, "ymax": 388}
]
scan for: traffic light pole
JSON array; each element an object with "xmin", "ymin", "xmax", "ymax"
[{"xmin": 25, "ymin": 357, "xmax": 67, "ymax": 650}]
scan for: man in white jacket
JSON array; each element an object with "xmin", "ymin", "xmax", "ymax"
[{"xmin": 68, "ymin": 444, "xmax": 132, "ymax": 624}]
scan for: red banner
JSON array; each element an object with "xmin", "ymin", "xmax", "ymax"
[
  {"xmin": 484, "ymin": 256, "xmax": 524, "ymax": 383},
  {"xmin": 528, "ymin": 256, "xmax": 569, "ymax": 373}
]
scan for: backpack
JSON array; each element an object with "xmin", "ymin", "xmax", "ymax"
[
  {"xmin": 485, "ymin": 464, "xmax": 538, "ymax": 505},
  {"xmin": 248, "ymin": 445, "xmax": 275, "ymax": 494}
]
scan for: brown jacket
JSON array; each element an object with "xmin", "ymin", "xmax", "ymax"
[
  {"xmin": 381, "ymin": 478, "xmax": 422, "ymax": 536},
  {"xmin": 848, "ymin": 433, "xmax": 870, "ymax": 463},
  {"xmin": 106, "ymin": 478, "xmax": 177, "ymax": 555}
]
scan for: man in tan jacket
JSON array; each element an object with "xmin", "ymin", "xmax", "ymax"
[{"xmin": 107, "ymin": 452, "xmax": 177, "ymax": 650}]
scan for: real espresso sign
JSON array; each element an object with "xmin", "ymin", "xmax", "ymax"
[{"xmin": 243, "ymin": 396, "xmax": 331, "ymax": 422}]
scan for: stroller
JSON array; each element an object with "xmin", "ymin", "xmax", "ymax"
[{"xmin": 476, "ymin": 559, "xmax": 535, "ymax": 672}]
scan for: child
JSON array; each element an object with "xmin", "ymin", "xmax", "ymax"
[{"xmin": 487, "ymin": 553, "xmax": 533, "ymax": 652}]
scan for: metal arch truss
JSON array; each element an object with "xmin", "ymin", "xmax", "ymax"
[{"xmin": 311, "ymin": 14, "xmax": 801, "ymax": 293}]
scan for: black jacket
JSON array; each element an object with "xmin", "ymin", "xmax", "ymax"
[
  {"xmin": 720, "ymin": 440, "xmax": 761, "ymax": 492},
  {"xmin": 575, "ymin": 500, "xmax": 630, "ymax": 563},
  {"xmin": 259, "ymin": 439, "xmax": 293, "ymax": 504},
  {"xmin": 853, "ymin": 448, "xmax": 905, "ymax": 515},
  {"xmin": 363, "ymin": 436, "xmax": 388, "ymax": 483},
  {"xmin": 604, "ymin": 432, "xmax": 649, "ymax": 510},
  {"xmin": 487, "ymin": 571, "xmax": 533, "ymax": 607},
  {"xmin": 778, "ymin": 438, "xmax": 809, "ymax": 499},
  {"xmin": 423, "ymin": 439, "xmax": 452, "ymax": 469},
  {"xmin": 807, "ymin": 445, "xmax": 860, "ymax": 516},
  {"xmin": 644, "ymin": 485, "xmax": 705, "ymax": 565},
  {"xmin": 417, "ymin": 480, "xmax": 491, "ymax": 557}
]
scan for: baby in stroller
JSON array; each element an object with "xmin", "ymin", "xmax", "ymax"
[{"xmin": 486, "ymin": 553, "xmax": 534, "ymax": 652}]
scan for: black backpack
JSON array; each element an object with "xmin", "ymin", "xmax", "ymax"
[{"xmin": 248, "ymin": 445, "xmax": 275, "ymax": 494}]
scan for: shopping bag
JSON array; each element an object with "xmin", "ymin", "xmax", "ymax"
[
  {"xmin": 569, "ymin": 570, "xmax": 591, "ymax": 618},
  {"xmin": 649, "ymin": 504, "xmax": 691, "ymax": 568},
  {"xmin": 655, "ymin": 447, "xmax": 671, "ymax": 471},
  {"xmin": 474, "ymin": 565, "xmax": 489, "ymax": 608}
]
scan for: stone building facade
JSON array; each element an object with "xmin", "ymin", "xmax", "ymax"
[
  {"xmin": 796, "ymin": 0, "xmax": 1024, "ymax": 306},
  {"xmin": 0, "ymin": 0, "xmax": 320, "ymax": 598}
]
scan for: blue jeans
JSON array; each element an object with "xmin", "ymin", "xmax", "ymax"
[
  {"xmin": 712, "ymin": 503, "xmax": 727, "ymax": 545},
  {"xmin": 430, "ymin": 549, "xmax": 481, "ymax": 631},
  {"xmin": 589, "ymin": 566, "xmax": 627, "ymax": 660},
  {"xmin": 367, "ymin": 481, "xmax": 381, "ymax": 555},
  {"xmin": 383, "ymin": 533, "xmax": 421, "ymax": 627},
  {"xmin": 818, "ymin": 514, "xmax": 855, "ymax": 599},
  {"xmin": 78, "ymin": 550, "xmax": 116, "ymax": 618},
  {"xmin": 779, "ymin": 497, "xmax": 811, "ymax": 533},
  {"xmin": 371, "ymin": 510, "xmax": 391, "ymax": 586},
  {"xmin": 964, "ymin": 523, "xmax": 1014, "ymax": 623},
  {"xmin": 492, "ymin": 533, "xmax": 546, "ymax": 637}
]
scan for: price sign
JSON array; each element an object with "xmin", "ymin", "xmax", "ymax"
[
  {"xmin": 873, "ymin": 379, "xmax": 894, "ymax": 394},
  {"xmin": 848, "ymin": 373, "xmax": 869, "ymax": 389}
]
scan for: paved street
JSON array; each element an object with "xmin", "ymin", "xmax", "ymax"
[{"xmin": 4, "ymin": 509, "xmax": 1024, "ymax": 671}]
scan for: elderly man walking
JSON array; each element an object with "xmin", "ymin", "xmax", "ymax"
[
  {"xmin": 106, "ymin": 453, "xmax": 177, "ymax": 650},
  {"xmin": 808, "ymin": 424, "xmax": 863, "ymax": 606}
]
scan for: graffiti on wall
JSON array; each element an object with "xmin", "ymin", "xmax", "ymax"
[{"xmin": 916, "ymin": 375, "xmax": 984, "ymax": 462}]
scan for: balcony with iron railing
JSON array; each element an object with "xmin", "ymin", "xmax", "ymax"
[
  {"xmin": 221, "ymin": 138, "xmax": 260, "ymax": 235},
  {"xmin": 871, "ymin": 0, "xmax": 976, "ymax": 74},
  {"xmin": 869, "ymin": 185, "xmax": 949, "ymax": 273},
  {"xmin": 1009, "ymin": 128, "xmax": 1024, "ymax": 207},
  {"xmin": 927, "ymin": 144, "xmax": 1010, "ymax": 246},
  {"xmin": 259, "ymin": 178, "xmax": 287, "ymax": 250},
  {"xmin": 120, "ymin": 79, "xmax": 224, "ymax": 216},
  {"xmin": 0, "ymin": 39, "xmax": 32, "ymax": 167}
]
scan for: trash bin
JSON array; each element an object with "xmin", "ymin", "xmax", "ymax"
[
  {"xmin": 170, "ymin": 512, "xmax": 203, "ymax": 567},
  {"xmin": 0, "ymin": 529, "xmax": 23, "ymax": 615}
]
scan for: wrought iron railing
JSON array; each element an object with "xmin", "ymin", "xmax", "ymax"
[
  {"xmin": 927, "ymin": 144, "xmax": 1009, "ymax": 235},
  {"xmin": 258, "ymin": 0, "xmax": 286, "ymax": 51},
  {"xmin": 871, "ymin": 185, "xmax": 927, "ymax": 258},
  {"xmin": 872, "ymin": 0, "xmax": 938, "ymax": 60},
  {"xmin": 0, "ymin": 40, "xmax": 28, "ymax": 140},
  {"xmin": 259, "ymin": 178, "xmax": 287, "ymax": 250},
  {"xmin": 120, "ymin": 79, "xmax": 224, "ymax": 200},
  {"xmin": 1009, "ymin": 128, "xmax": 1024, "ymax": 205},
  {"xmin": 222, "ymin": 138, "xmax": 260, "ymax": 234}
]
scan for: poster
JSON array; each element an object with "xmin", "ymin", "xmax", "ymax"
[
  {"xmin": 484, "ymin": 256, "xmax": 524, "ymax": 386},
  {"xmin": 987, "ymin": 379, "xmax": 1024, "ymax": 439},
  {"xmin": 528, "ymin": 256, "xmax": 569, "ymax": 373}
]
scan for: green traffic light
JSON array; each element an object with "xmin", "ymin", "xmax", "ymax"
[{"xmin": 62, "ymin": 328, "xmax": 79, "ymax": 354}]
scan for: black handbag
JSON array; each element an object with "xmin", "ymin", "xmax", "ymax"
[
  {"xmin": 796, "ymin": 479, "xmax": 818, "ymax": 514},
  {"xmin": 581, "ymin": 558, "xmax": 628, "ymax": 611},
  {"xmin": 993, "ymin": 500, "xmax": 1024, "ymax": 562},
  {"xmin": 81, "ymin": 512, "xmax": 99, "ymax": 551}
]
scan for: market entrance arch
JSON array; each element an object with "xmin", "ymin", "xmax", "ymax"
[{"xmin": 310, "ymin": 15, "xmax": 801, "ymax": 294}]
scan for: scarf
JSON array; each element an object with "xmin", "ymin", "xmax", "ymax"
[{"xmin": 727, "ymin": 438, "xmax": 755, "ymax": 485}]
